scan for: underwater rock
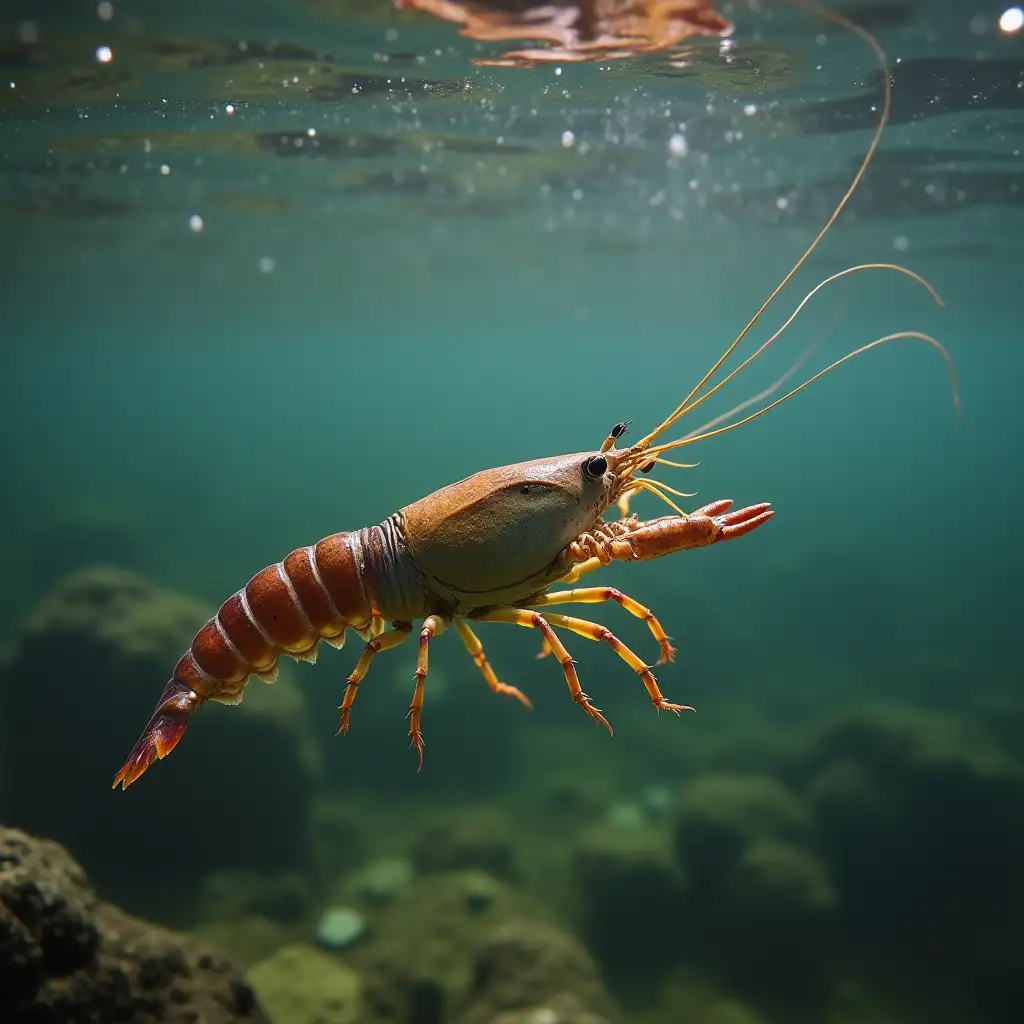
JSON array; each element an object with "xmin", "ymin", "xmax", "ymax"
[
  {"xmin": 315, "ymin": 906, "xmax": 367, "ymax": 949},
  {"xmin": 455, "ymin": 920, "xmax": 617, "ymax": 1024},
  {"xmin": 486, "ymin": 992, "xmax": 612, "ymax": 1024},
  {"xmin": 723, "ymin": 839, "xmax": 837, "ymax": 926},
  {"xmin": 798, "ymin": 703, "xmax": 1024, "ymax": 1010},
  {"xmin": 639, "ymin": 784, "xmax": 674, "ymax": 820},
  {"xmin": 531, "ymin": 775, "xmax": 603, "ymax": 825},
  {"xmin": 349, "ymin": 870, "xmax": 553, "ymax": 1024},
  {"xmin": 412, "ymin": 808, "xmax": 516, "ymax": 879},
  {"xmin": 572, "ymin": 826, "xmax": 686, "ymax": 973},
  {"xmin": 344, "ymin": 857, "xmax": 415, "ymax": 906},
  {"xmin": 247, "ymin": 943, "xmax": 361, "ymax": 1024},
  {"xmin": 189, "ymin": 914, "xmax": 302, "ymax": 972},
  {"xmin": 309, "ymin": 801, "xmax": 367, "ymax": 884},
  {"xmin": 199, "ymin": 868, "xmax": 312, "ymax": 924},
  {"xmin": 0, "ymin": 567, "xmax": 320, "ymax": 919},
  {"xmin": 673, "ymin": 773, "xmax": 812, "ymax": 892},
  {"xmin": 26, "ymin": 501, "xmax": 145, "ymax": 593},
  {"xmin": 0, "ymin": 824, "xmax": 266, "ymax": 1023},
  {"xmin": 603, "ymin": 802, "xmax": 645, "ymax": 831},
  {"xmin": 717, "ymin": 838, "xmax": 838, "ymax": 987}
]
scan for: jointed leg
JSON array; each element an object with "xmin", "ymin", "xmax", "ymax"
[
  {"xmin": 529, "ymin": 586, "xmax": 676, "ymax": 664},
  {"xmin": 555, "ymin": 556, "xmax": 604, "ymax": 586},
  {"xmin": 472, "ymin": 608, "xmax": 612, "ymax": 735},
  {"xmin": 536, "ymin": 556, "xmax": 605, "ymax": 659},
  {"xmin": 454, "ymin": 619, "xmax": 532, "ymax": 709},
  {"xmin": 338, "ymin": 621, "xmax": 412, "ymax": 735},
  {"xmin": 542, "ymin": 611, "xmax": 693, "ymax": 715},
  {"xmin": 408, "ymin": 614, "xmax": 446, "ymax": 771}
]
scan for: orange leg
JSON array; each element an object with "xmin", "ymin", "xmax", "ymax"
[
  {"xmin": 408, "ymin": 614, "xmax": 446, "ymax": 770},
  {"xmin": 472, "ymin": 608, "xmax": 613, "ymax": 736},
  {"xmin": 542, "ymin": 611, "xmax": 693, "ymax": 715},
  {"xmin": 529, "ymin": 586, "xmax": 676, "ymax": 664},
  {"xmin": 536, "ymin": 555, "xmax": 604, "ymax": 659},
  {"xmin": 454, "ymin": 618, "xmax": 533, "ymax": 709},
  {"xmin": 337, "ymin": 622, "xmax": 412, "ymax": 735}
]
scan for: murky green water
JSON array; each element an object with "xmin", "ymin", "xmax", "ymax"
[{"xmin": 2, "ymin": 2, "xmax": 1023, "ymax": 1023}]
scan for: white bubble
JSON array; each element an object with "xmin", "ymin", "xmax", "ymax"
[
  {"xmin": 893, "ymin": 234, "xmax": 909, "ymax": 252},
  {"xmin": 258, "ymin": 256, "xmax": 276, "ymax": 273},
  {"xmin": 188, "ymin": 215, "xmax": 204, "ymax": 232},
  {"xmin": 775, "ymin": 196, "xmax": 789, "ymax": 210},
  {"xmin": 97, "ymin": 1, "xmax": 114, "ymax": 21},
  {"xmin": 225, "ymin": 103, "xmax": 235, "ymax": 115},
  {"xmin": 668, "ymin": 133, "xmax": 687, "ymax": 156},
  {"xmin": 307, "ymin": 127, "xmax": 316, "ymax": 137},
  {"xmin": 95, "ymin": 45, "xmax": 113, "ymax": 63},
  {"xmin": 561, "ymin": 130, "xmax": 575, "ymax": 148},
  {"xmin": 159, "ymin": 164, "xmax": 170, "ymax": 175},
  {"xmin": 743, "ymin": 103, "xmax": 757, "ymax": 116},
  {"xmin": 1000, "ymin": 7, "xmax": 1024, "ymax": 33},
  {"xmin": 572, "ymin": 188, "xmax": 583, "ymax": 201}
]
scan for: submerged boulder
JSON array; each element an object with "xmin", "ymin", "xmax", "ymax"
[
  {"xmin": 799, "ymin": 703, "xmax": 1024, "ymax": 1011},
  {"xmin": 349, "ymin": 870, "xmax": 554, "ymax": 1024},
  {"xmin": 455, "ymin": 920, "xmax": 618, "ymax": 1024},
  {"xmin": 0, "ymin": 567, "xmax": 320, "ymax": 918},
  {"xmin": 572, "ymin": 825, "xmax": 685, "ymax": 972},
  {"xmin": 247, "ymin": 944, "xmax": 361, "ymax": 1024},
  {"xmin": 673, "ymin": 773, "xmax": 811, "ymax": 893},
  {"xmin": 0, "ymin": 824, "xmax": 267, "ymax": 1023},
  {"xmin": 412, "ymin": 808, "xmax": 516, "ymax": 880}
]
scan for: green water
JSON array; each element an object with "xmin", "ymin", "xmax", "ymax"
[{"xmin": 1, "ymin": 1, "xmax": 1022, "ymax": 1022}]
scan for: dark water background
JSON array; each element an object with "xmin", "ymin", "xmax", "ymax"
[{"xmin": 1, "ymin": 1, "xmax": 1023, "ymax": 1023}]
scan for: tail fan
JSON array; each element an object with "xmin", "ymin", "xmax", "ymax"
[{"xmin": 112, "ymin": 678, "xmax": 202, "ymax": 790}]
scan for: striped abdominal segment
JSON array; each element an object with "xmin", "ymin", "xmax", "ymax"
[
  {"xmin": 111, "ymin": 533, "xmax": 375, "ymax": 790},
  {"xmin": 180, "ymin": 534, "xmax": 374, "ymax": 698}
]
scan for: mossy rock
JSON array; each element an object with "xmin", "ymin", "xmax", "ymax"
[
  {"xmin": 0, "ymin": 567, "xmax": 320, "ymax": 920},
  {"xmin": 248, "ymin": 944, "xmax": 361, "ymax": 1024},
  {"xmin": 673, "ymin": 774, "xmax": 812, "ymax": 890},
  {"xmin": 573, "ymin": 825, "xmax": 685, "ymax": 971}
]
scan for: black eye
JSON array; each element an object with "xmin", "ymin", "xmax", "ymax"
[
  {"xmin": 583, "ymin": 455, "xmax": 608, "ymax": 479},
  {"xmin": 610, "ymin": 421, "xmax": 630, "ymax": 439}
]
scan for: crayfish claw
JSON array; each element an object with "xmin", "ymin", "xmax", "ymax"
[{"xmin": 715, "ymin": 502, "xmax": 774, "ymax": 540}]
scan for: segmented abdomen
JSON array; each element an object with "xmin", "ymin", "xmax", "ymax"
[{"xmin": 175, "ymin": 533, "xmax": 373, "ymax": 701}]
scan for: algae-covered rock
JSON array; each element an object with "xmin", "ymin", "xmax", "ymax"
[
  {"xmin": 190, "ymin": 914, "xmax": 301, "ymax": 971},
  {"xmin": 456, "ymin": 920, "xmax": 617, "ymax": 1024},
  {"xmin": 248, "ymin": 944, "xmax": 361, "ymax": 1024},
  {"xmin": 0, "ymin": 568, "xmax": 320, "ymax": 918},
  {"xmin": 199, "ymin": 867, "xmax": 313, "ymax": 924},
  {"xmin": 412, "ymin": 808, "xmax": 516, "ymax": 879},
  {"xmin": 309, "ymin": 801, "xmax": 367, "ymax": 884},
  {"xmin": 723, "ymin": 839, "xmax": 837, "ymax": 927},
  {"xmin": 573, "ymin": 826, "xmax": 685, "ymax": 970},
  {"xmin": 26, "ymin": 500, "xmax": 145, "ymax": 590},
  {"xmin": 350, "ymin": 870, "xmax": 553, "ymax": 1024},
  {"xmin": 673, "ymin": 774, "xmax": 811, "ymax": 890},
  {"xmin": 798, "ymin": 703, "xmax": 1024, "ymax": 988},
  {"xmin": 0, "ymin": 825, "xmax": 266, "ymax": 1023},
  {"xmin": 486, "ymin": 992, "xmax": 612, "ymax": 1023},
  {"xmin": 343, "ymin": 857, "xmax": 415, "ymax": 906}
]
